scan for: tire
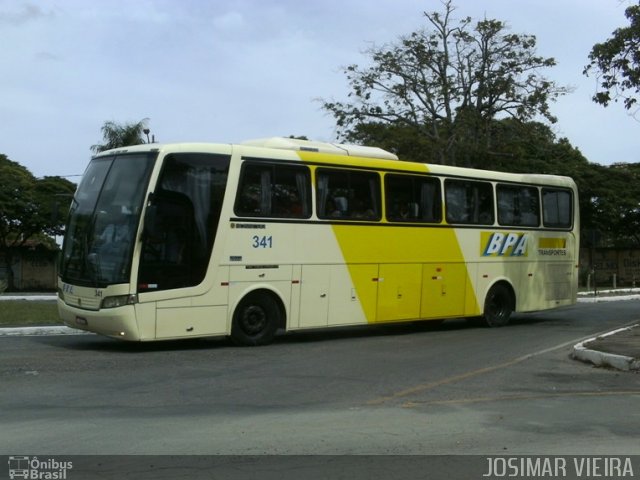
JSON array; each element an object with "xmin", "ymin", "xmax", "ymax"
[
  {"xmin": 482, "ymin": 283, "xmax": 513, "ymax": 327},
  {"xmin": 230, "ymin": 292, "xmax": 281, "ymax": 346}
]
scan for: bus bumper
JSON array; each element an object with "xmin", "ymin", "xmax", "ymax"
[{"xmin": 57, "ymin": 298, "xmax": 142, "ymax": 340}]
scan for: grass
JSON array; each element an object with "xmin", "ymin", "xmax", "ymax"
[{"xmin": 0, "ymin": 300, "xmax": 62, "ymax": 326}]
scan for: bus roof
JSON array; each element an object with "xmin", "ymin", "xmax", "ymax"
[
  {"xmin": 241, "ymin": 137, "xmax": 399, "ymax": 160},
  {"xmin": 92, "ymin": 139, "xmax": 575, "ymax": 188}
]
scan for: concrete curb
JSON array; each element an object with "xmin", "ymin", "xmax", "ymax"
[
  {"xmin": 577, "ymin": 294, "xmax": 640, "ymax": 303},
  {"xmin": 0, "ymin": 326, "xmax": 90, "ymax": 337},
  {"xmin": 0, "ymin": 295, "xmax": 57, "ymax": 301},
  {"xmin": 571, "ymin": 325, "xmax": 640, "ymax": 371}
]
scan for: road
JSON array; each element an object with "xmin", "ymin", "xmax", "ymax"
[{"xmin": 1, "ymin": 301, "xmax": 639, "ymax": 456}]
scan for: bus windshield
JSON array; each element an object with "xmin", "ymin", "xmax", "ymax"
[{"xmin": 60, "ymin": 152, "xmax": 156, "ymax": 287}]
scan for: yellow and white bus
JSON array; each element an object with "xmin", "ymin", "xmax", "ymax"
[{"xmin": 58, "ymin": 137, "xmax": 579, "ymax": 345}]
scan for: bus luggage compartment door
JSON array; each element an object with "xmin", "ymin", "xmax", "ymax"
[
  {"xmin": 376, "ymin": 264, "xmax": 422, "ymax": 322},
  {"xmin": 420, "ymin": 263, "xmax": 466, "ymax": 319}
]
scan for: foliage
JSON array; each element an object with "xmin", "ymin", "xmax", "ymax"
[
  {"xmin": 322, "ymin": 1, "xmax": 569, "ymax": 167},
  {"xmin": 0, "ymin": 154, "xmax": 76, "ymax": 290},
  {"xmin": 583, "ymin": 163, "xmax": 640, "ymax": 247},
  {"xmin": 584, "ymin": 2, "xmax": 640, "ymax": 113},
  {"xmin": 91, "ymin": 118, "xmax": 150, "ymax": 153}
]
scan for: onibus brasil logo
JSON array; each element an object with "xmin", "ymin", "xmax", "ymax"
[{"xmin": 8, "ymin": 456, "xmax": 73, "ymax": 479}]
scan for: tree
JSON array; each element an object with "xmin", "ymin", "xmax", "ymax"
[
  {"xmin": 584, "ymin": 2, "xmax": 640, "ymax": 113},
  {"xmin": 91, "ymin": 118, "xmax": 150, "ymax": 153},
  {"xmin": 0, "ymin": 154, "xmax": 76, "ymax": 290},
  {"xmin": 582, "ymin": 162, "xmax": 640, "ymax": 247},
  {"xmin": 322, "ymin": 1, "xmax": 570, "ymax": 167}
]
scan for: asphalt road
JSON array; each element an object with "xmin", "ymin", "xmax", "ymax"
[{"xmin": 1, "ymin": 301, "xmax": 640, "ymax": 456}]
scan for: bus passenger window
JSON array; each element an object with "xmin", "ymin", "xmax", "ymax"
[
  {"xmin": 497, "ymin": 184, "xmax": 540, "ymax": 227},
  {"xmin": 235, "ymin": 162, "xmax": 311, "ymax": 218},
  {"xmin": 385, "ymin": 174, "xmax": 442, "ymax": 223},
  {"xmin": 445, "ymin": 179, "xmax": 494, "ymax": 225},
  {"xmin": 542, "ymin": 188, "xmax": 572, "ymax": 228},
  {"xmin": 316, "ymin": 168, "xmax": 381, "ymax": 221}
]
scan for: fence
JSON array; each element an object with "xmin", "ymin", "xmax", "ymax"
[{"xmin": 579, "ymin": 247, "xmax": 640, "ymax": 288}]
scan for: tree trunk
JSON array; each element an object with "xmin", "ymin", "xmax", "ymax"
[{"xmin": 2, "ymin": 249, "xmax": 16, "ymax": 291}]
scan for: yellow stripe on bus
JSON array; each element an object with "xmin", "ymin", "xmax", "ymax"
[
  {"xmin": 538, "ymin": 237, "xmax": 567, "ymax": 249},
  {"xmin": 331, "ymin": 225, "xmax": 479, "ymax": 323}
]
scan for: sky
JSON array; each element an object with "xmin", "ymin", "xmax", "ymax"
[{"xmin": 0, "ymin": 0, "xmax": 638, "ymax": 180}]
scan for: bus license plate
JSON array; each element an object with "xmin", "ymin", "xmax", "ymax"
[{"xmin": 75, "ymin": 316, "xmax": 88, "ymax": 326}]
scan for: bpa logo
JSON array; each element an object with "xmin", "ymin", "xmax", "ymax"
[{"xmin": 482, "ymin": 232, "xmax": 528, "ymax": 257}]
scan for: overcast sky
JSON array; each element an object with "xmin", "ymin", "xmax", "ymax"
[{"xmin": 1, "ymin": 0, "xmax": 637, "ymax": 180}]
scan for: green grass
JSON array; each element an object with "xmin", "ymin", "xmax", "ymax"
[{"xmin": 0, "ymin": 300, "xmax": 62, "ymax": 326}]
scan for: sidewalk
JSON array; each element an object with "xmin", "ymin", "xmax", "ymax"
[
  {"xmin": 571, "ymin": 324, "xmax": 640, "ymax": 371},
  {"xmin": 571, "ymin": 288, "xmax": 640, "ymax": 371}
]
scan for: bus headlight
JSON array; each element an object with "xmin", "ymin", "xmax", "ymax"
[{"xmin": 101, "ymin": 294, "xmax": 138, "ymax": 309}]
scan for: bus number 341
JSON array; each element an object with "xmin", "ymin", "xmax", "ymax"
[{"xmin": 252, "ymin": 235, "xmax": 273, "ymax": 248}]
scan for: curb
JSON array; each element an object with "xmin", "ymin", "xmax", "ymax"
[
  {"xmin": 0, "ymin": 326, "xmax": 90, "ymax": 337},
  {"xmin": 0, "ymin": 295, "xmax": 57, "ymax": 301},
  {"xmin": 577, "ymin": 294, "xmax": 640, "ymax": 303},
  {"xmin": 571, "ymin": 325, "xmax": 640, "ymax": 371}
]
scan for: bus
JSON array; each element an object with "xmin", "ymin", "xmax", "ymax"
[{"xmin": 57, "ymin": 137, "xmax": 579, "ymax": 345}]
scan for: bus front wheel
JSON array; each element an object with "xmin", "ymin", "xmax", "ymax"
[
  {"xmin": 483, "ymin": 284, "xmax": 513, "ymax": 327},
  {"xmin": 230, "ymin": 292, "xmax": 280, "ymax": 346}
]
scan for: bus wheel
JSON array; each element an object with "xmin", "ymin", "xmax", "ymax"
[
  {"xmin": 483, "ymin": 284, "xmax": 513, "ymax": 327},
  {"xmin": 231, "ymin": 292, "xmax": 280, "ymax": 346}
]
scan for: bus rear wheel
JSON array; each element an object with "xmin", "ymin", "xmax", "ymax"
[
  {"xmin": 230, "ymin": 292, "xmax": 280, "ymax": 346},
  {"xmin": 483, "ymin": 283, "xmax": 513, "ymax": 327}
]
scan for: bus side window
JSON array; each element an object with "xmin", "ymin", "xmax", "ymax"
[
  {"xmin": 542, "ymin": 188, "xmax": 572, "ymax": 228},
  {"xmin": 316, "ymin": 168, "xmax": 380, "ymax": 221},
  {"xmin": 445, "ymin": 179, "xmax": 494, "ymax": 225},
  {"xmin": 497, "ymin": 184, "xmax": 540, "ymax": 227},
  {"xmin": 385, "ymin": 174, "xmax": 441, "ymax": 223},
  {"xmin": 235, "ymin": 162, "xmax": 311, "ymax": 218}
]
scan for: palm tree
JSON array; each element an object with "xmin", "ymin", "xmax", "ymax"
[{"xmin": 91, "ymin": 118, "xmax": 150, "ymax": 153}]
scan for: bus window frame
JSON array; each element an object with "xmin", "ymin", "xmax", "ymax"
[
  {"xmin": 384, "ymin": 173, "xmax": 443, "ymax": 224},
  {"xmin": 444, "ymin": 178, "xmax": 495, "ymax": 226},
  {"xmin": 316, "ymin": 167, "xmax": 382, "ymax": 221},
  {"xmin": 234, "ymin": 160, "xmax": 312, "ymax": 219},
  {"xmin": 542, "ymin": 187, "xmax": 574, "ymax": 229}
]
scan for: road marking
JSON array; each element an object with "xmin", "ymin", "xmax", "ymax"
[
  {"xmin": 367, "ymin": 358, "xmax": 526, "ymax": 406},
  {"xmin": 402, "ymin": 390, "xmax": 640, "ymax": 408},
  {"xmin": 367, "ymin": 320, "xmax": 640, "ymax": 406}
]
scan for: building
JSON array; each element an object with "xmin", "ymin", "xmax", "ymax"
[{"xmin": 0, "ymin": 241, "xmax": 58, "ymax": 292}]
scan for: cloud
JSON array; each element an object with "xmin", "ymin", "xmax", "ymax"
[
  {"xmin": 0, "ymin": 3, "xmax": 54, "ymax": 25},
  {"xmin": 212, "ymin": 11, "xmax": 245, "ymax": 31},
  {"xmin": 34, "ymin": 51, "xmax": 61, "ymax": 61}
]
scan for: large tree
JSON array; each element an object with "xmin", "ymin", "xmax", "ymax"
[
  {"xmin": 584, "ymin": 2, "xmax": 640, "ymax": 113},
  {"xmin": 322, "ymin": 1, "xmax": 569, "ymax": 168},
  {"xmin": 0, "ymin": 154, "xmax": 76, "ymax": 290},
  {"xmin": 91, "ymin": 118, "xmax": 150, "ymax": 153}
]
